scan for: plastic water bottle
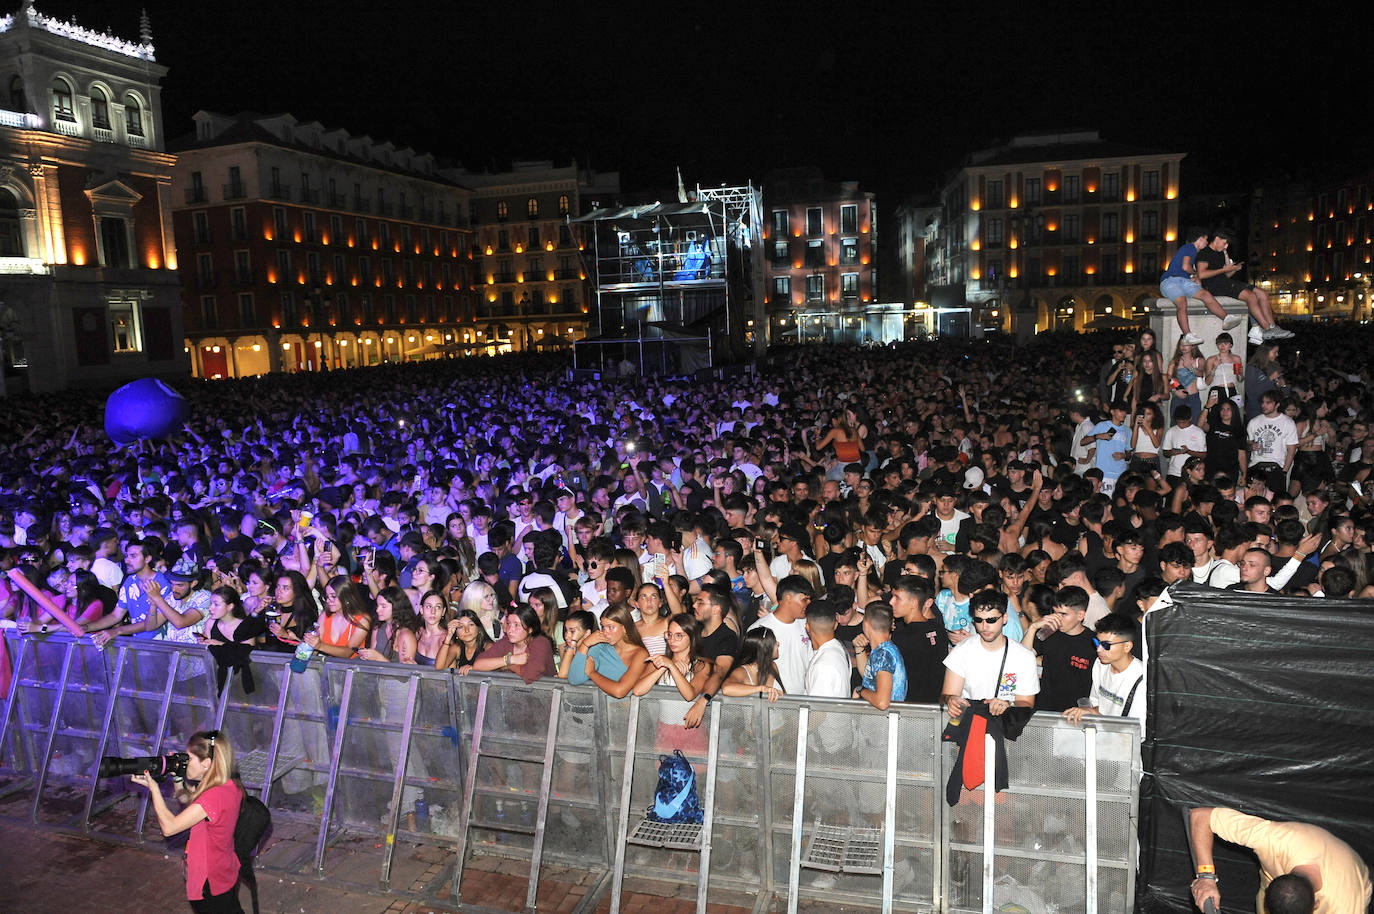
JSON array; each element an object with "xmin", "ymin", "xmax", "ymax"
[
  {"xmin": 289, "ymin": 625, "xmax": 318, "ymax": 673},
  {"xmin": 414, "ymin": 791, "xmax": 430, "ymax": 832}
]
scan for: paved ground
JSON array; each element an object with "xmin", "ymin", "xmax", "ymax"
[{"xmin": 0, "ymin": 812, "xmax": 759, "ymax": 914}]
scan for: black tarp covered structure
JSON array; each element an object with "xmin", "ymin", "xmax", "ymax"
[{"xmin": 1138, "ymin": 585, "xmax": 1374, "ymax": 913}]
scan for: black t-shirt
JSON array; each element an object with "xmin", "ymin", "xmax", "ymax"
[
  {"xmin": 697, "ymin": 621, "xmax": 740, "ymax": 665},
  {"xmin": 1195, "ymin": 245, "xmax": 1248, "ymax": 294},
  {"xmin": 891, "ymin": 616, "xmax": 951, "ymax": 704},
  {"xmin": 1034, "ymin": 628, "xmax": 1098, "ymax": 712}
]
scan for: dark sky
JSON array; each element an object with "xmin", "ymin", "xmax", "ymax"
[{"xmin": 46, "ymin": 1, "xmax": 1374, "ymax": 202}]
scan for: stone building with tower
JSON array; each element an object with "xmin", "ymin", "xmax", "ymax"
[{"xmin": 0, "ymin": 2, "xmax": 185, "ymax": 393}]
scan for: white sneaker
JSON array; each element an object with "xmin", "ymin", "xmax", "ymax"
[
  {"xmin": 1248, "ymin": 327, "xmax": 1264, "ymax": 346},
  {"xmin": 1267, "ymin": 326, "xmax": 1295, "ymax": 340},
  {"xmin": 1181, "ymin": 332, "xmax": 1203, "ymax": 345},
  {"xmin": 1221, "ymin": 315, "xmax": 1245, "ymax": 330}
]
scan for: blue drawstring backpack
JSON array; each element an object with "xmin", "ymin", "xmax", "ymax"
[{"xmin": 646, "ymin": 749, "xmax": 703, "ymax": 824}]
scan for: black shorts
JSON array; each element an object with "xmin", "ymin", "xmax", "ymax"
[{"xmin": 1206, "ymin": 279, "xmax": 1254, "ymax": 298}]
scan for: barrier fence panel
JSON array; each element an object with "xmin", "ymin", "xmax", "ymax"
[{"xmin": 0, "ymin": 637, "xmax": 1141, "ymax": 914}]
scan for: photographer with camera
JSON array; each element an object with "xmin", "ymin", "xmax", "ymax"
[{"xmin": 129, "ymin": 730, "xmax": 244, "ymax": 913}]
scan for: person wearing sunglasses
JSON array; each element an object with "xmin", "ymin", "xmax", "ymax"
[
  {"xmin": 1061, "ymin": 613, "xmax": 1145, "ymax": 730},
  {"xmin": 132, "ymin": 730, "xmax": 245, "ymax": 913},
  {"xmin": 940, "ymin": 590, "xmax": 1039, "ymax": 719}
]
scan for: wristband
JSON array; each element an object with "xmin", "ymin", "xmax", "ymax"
[
  {"xmin": 1195, "ymin": 872, "xmax": 1217, "ymax": 882},
  {"xmin": 701, "ymin": 692, "xmax": 713, "ymax": 704}
]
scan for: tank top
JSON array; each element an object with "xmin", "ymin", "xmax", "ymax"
[
  {"xmin": 1212, "ymin": 357, "xmax": 1239, "ymax": 390},
  {"xmin": 319, "ymin": 613, "xmax": 364, "ymax": 657},
  {"xmin": 641, "ymin": 633, "xmax": 668, "ymax": 656},
  {"xmin": 834, "ymin": 439, "xmax": 862, "ymax": 464}
]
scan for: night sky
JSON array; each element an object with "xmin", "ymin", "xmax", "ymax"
[{"xmin": 40, "ymin": 1, "xmax": 1374, "ymax": 202}]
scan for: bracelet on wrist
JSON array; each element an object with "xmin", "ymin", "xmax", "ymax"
[{"xmin": 1195, "ymin": 873, "xmax": 1218, "ymax": 882}]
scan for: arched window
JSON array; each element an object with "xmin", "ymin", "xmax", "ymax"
[
  {"xmin": 558, "ymin": 194, "xmax": 570, "ymax": 216},
  {"xmin": 527, "ymin": 197, "xmax": 539, "ymax": 218},
  {"xmin": 89, "ymin": 87, "xmax": 110, "ymax": 129},
  {"xmin": 0, "ymin": 188, "xmax": 25, "ymax": 256},
  {"xmin": 124, "ymin": 93, "xmax": 143, "ymax": 136},
  {"xmin": 8, "ymin": 75, "xmax": 26, "ymax": 113},
  {"xmin": 496, "ymin": 200, "xmax": 508, "ymax": 220},
  {"xmin": 51, "ymin": 78, "xmax": 74, "ymax": 122}
]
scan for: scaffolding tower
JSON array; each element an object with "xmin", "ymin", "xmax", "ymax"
[{"xmin": 571, "ymin": 182, "xmax": 764, "ymax": 378}]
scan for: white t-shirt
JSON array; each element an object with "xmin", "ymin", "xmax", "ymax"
[
  {"xmin": 91, "ymin": 556, "xmax": 124, "ymax": 589},
  {"xmin": 749, "ymin": 613, "xmax": 812, "ymax": 697},
  {"xmin": 937, "ymin": 511, "xmax": 969, "ymax": 549},
  {"xmin": 1070, "ymin": 418, "xmax": 1096, "ymax": 474},
  {"xmin": 1192, "ymin": 558, "xmax": 1240, "ymax": 589},
  {"xmin": 580, "ymin": 579, "xmax": 609, "ymax": 619},
  {"xmin": 1247, "ymin": 413, "xmax": 1298, "ymax": 467},
  {"xmin": 681, "ymin": 540, "xmax": 714, "ymax": 580},
  {"xmin": 1089, "ymin": 657, "xmax": 1146, "ymax": 730},
  {"xmin": 942, "ymin": 636, "xmax": 1041, "ymax": 702},
  {"xmin": 805, "ymin": 638, "xmax": 851, "ymax": 699},
  {"xmin": 1162, "ymin": 424, "xmax": 1207, "ymax": 476}
]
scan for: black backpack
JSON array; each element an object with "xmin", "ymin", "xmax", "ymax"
[{"xmin": 233, "ymin": 788, "xmax": 272, "ymax": 914}]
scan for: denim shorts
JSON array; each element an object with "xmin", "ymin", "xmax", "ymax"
[{"xmin": 1160, "ymin": 276, "xmax": 1200, "ymax": 301}]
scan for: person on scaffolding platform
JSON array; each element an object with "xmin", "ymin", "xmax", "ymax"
[{"xmin": 1187, "ymin": 805, "xmax": 1371, "ymax": 914}]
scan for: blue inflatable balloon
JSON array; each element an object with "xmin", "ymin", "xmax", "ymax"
[{"xmin": 104, "ymin": 378, "xmax": 189, "ymax": 446}]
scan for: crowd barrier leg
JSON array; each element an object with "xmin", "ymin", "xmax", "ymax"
[
  {"xmin": 1085, "ymin": 724, "xmax": 1099, "ymax": 914},
  {"xmin": 0, "ymin": 634, "xmax": 35, "ymax": 800},
  {"xmin": 521, "ymin": 690, "xmax": 562, "ymax": 914},
  {"xmin": 450, "ymin": 678, "xmax": 489, "ymax": 902},
  {"xmin": 81, "ymin": 644, "xmax": 130, "ymax": 830},
  {"xmin": 982, "ymin": 732, "xmax": 995, "ymax": 914},
  {"xmin": 608, "ymin": 694, "xmax": 639, "ymax": 914},
  {"xmin": 785, "ymin": 705, "xmax": 809, "ymax": 914},
  {"xmin": 695, "ymin": 701, "xmax": 721, "ymax": 914},
  {"xmin": 378, "ymin": 675, "xmax": 421, "ymax": 891},
  {"xmin": 130, "ymin": 646, "xmax": 188, "ymax": 840},
  {"xmin": 753, "ymin": 699, "xmax": 774, "ymax": 914},
  {"xmin": 28, "ymin": 641, "xmax": 77, "ymax": 824},
  {"xmin": 881, "ymin": 711, "xmax": 898, "ymax": 914},
  {"xmin": 313, "ymin": 666, "xmax": 357, "ymax": 873}
]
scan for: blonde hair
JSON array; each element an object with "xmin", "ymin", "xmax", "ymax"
[
  {"xmin": 789, "ymin": 558, "xmax": 823, "ymax": 594},
  {"xmin": 457, "ymin": 580, "xmax": 497, "ymax": 617},
  {"xmin": 182, "ymin": 729, "xmax": 236, "ymax": 803}
]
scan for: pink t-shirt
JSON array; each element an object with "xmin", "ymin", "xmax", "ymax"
[{"xmin": 185, "ymin": 782, "xmax": 242, "ymax": 900}]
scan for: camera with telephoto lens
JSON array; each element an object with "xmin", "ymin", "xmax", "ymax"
[{"xmin": 98, "ymin": 752, "xmax": 191, "ymax": 782}]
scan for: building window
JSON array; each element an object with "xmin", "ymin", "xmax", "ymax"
[
  {"xmin": 497, "ymin": 229, "xmax": 509, "ymax": 251},
  {"xmin": 840, "ymin": 205, "xmax": 858, "ymax": 234},
  {"xmin": 805, "ymin": 239, "xmax": 825, "ymax": 267},
  {"xmin": 234, "ymin": 250, "xmax": 251, "ymax": 284},
  {"xmin": 1101, "ymin": 253, "xmax": 1119, "ymax": 282},
  {"xmin": 51, "ymin": 78, "xmax": 75, "ymax": 122},
  {"xmin": 193, "ymin": 211, "xmax": 211, "ymax": 244},
  {"xmin": 562, "ymin": 285, "xmax": 576, "ymax": 307},
  {"xmin": 197, "ymin": 252, "xmax": 214, "ymax": 286},
  {"xmin": 1063, "ymin": 214, "xmax": 1081, "ymax": 243},
  {"xmin": 1102, "ymin": 172, "xmax": 1120, "ymax": 202},
  {"xmin": 1062, "ymin": 254, "xmax": 1080, "ymax": 279},
  {"xmin": 238, "ymin": 293, "xmax": 255, "ymax": 327},
  {"xmin": 124, "ymin": 94, "xmax": 144, "ymax": 136},
  {"xmin": 89, "ymin": 86, "xmax": 110, "ymax": 128},
  {"xmin": 527, "ymin": 197, "xmax": 539, "ymax": 218},
  {"xmin": 1142, "ymin": 170, "xmax": 1160, "ymax": 199},
  {"xmin": 200, "ymin": 295, "xmax": 218, "ymax": 329},
  {"xmin": 987, "ymin": 180, "xmax": 1004, "ymax": 209},
  {"xmin": 985, "ymin": 218, "xmax": 1004, "ymax": 245},
  {"xmin": 8, "ymin": 75, "xmax": 24, "ymax": 113},
  {"xmin": 772, "ymin": 240, "xmax": 789, "ymax": 265},
  {"xmin": 1141, "ymin": 210, "xmax": 1159, "ymax": 240},
  {"xmin": 108, "ymin": 300, "xmax": 142, "ymax": 352},
  {"xmin": 1101, "ymin": 213, "xmax": 1119, "ymax": 242},
  {"xmin": 273, "ymin": 207, "xmax": 288, "ymax": 240},
  {"xmin": 841, "ymin": 237, "xmax": 859, "ymax": 264},
  {"xmin": 772, "ymin": 210, "xmax": 790, "ymax": 235},
  {"xmin": 496, "ymin": 200, "xmax": 508, "ymax": 221},
  {"xmin": 99, "ymin": 216, "xmax": 132, "ymax": 268},
  {"xmin": 558, "ymin": 194, "xmax": 570, "ymax": 216},
  {"xmin": 360, "ymin": 293, "xmax": 373, "ymax": 322},
  {"xmin": 336, "ymin": 292, "xmax": 350, "ymax": 324},
  {"xmin": 330, "ymin": 214, "xmax": 343, "ymax": 243},
  {"xmin": 276, "ymin": 249, "xmax": 291, "ymax": 283},
  {"xmin": 384, "ymin": 294, "xmax": 397, "ymax": 322},
  {"xmin": 986, "ymin": 259, "xmax": 1003, "ymax": 284},
  {"xmin": 1025, "ymin": 178, "xmax": 1042, "ymax": 205},
  {"xmin": 841, "ymin": 273, "xmax": 859, "ymax": 300},
  {"xmin": 231, "ymin": 207, "xmax": 247, "ymax": 242},
  {"xmin": 773, "ymin": 276, "xmax": 791, "ymax": 300},
  {"xmin": 806, "ymin": 207, "xmax": 823, "ymax": 236},
  {"xmin": 1064, "ymin": 175, "xmax": 1081, "ymax": 203},
  {"xmin": 806, "ymin": 273, "xmax": 824, "ymax": 302},
  {"xmin": 358, "ymin": 255, "xmax": 371, "ymax": 283},
  {"xmin": 527, "ymin": 226, "xmax": 540, "ymax": 249}
]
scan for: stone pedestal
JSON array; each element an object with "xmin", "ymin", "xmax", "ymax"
[{"xmin": 1149, "ymin": 294, "xmax": 1251, "ymax": 371}]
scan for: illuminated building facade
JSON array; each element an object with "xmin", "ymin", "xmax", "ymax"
[
  {"xmin": 173, "ymin": 112, "xmax": 482, "ymax": 378},
  {"xmin": 453, "ymin": 160, "xmax": 619, "ymax": 354},
  {"xmin": 931, "ymin": 131, "xmax": 1185, "ymax": 333},
  {"xmin": 761, "ymin": 167, "xmax": 877, "ymax": 343},
  {"xmin": 0, "ymin": 4, "xmax": 185, "ymax": 392},
  {"xmin": 1251, "ymin": 172, "xmax": 1374, "ymax": 323}
]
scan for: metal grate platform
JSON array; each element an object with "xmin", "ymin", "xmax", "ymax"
[
  {"xmin": 801, "ymin": 823, "xmax": 883, "ymax": 874},
  {"xmin": 627, "ymin": 816, "xmax": 705, "ymax": 850}
]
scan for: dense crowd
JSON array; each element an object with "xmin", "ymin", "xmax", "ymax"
[{"xmin": 1, "ymin": 322, "xmax": 1371, "ymax": 739}]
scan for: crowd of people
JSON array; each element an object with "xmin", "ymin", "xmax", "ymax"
[{"xmin": 0, "ymin": 323, "xmax": 1370, "ymax": 742}]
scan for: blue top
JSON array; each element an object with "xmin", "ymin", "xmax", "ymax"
[
  {"xmin": 862, "ymin": 641, "xmax": 908, "ymax": 702},
  {"xmin": 1175, "ymin": 364, "xmax": 1197, "ymax": 388},
  {"xmin": 566, "ymin": 641, "xmax": 627, "ymax": 688},
  {"xmin": 1162, "ymin": 242, "xmax": 1197, "ymax": 279},
  {"xmin": 1091, "ymin": 419, "xmax": 1132, "ymax": 480}
]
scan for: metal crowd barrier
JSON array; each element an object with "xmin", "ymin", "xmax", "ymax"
[{"xmin": 0, "ymin": 632, "xmax": 1140, "ymax": 913}]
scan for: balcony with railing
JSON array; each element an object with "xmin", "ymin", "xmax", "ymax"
[
  {"xmin": 554, "ymin": 268, "xmax": 580, "ymax": 280},
  {"xmin": 269, "ymin": 183, "xmax": 291, "ymax": 201},
  {"xmin": 352, "ymin": 196, "xmax": 371, "ymax": 214},
  {"xmin": 300, "ymin": 187, "xmax": 320, "ymax": 204},
  {"xmin": 399, "ymin": 203, "xmax": 415, "ymax": 220},
  {"xmin": 185, "ymin": 186, "xmax": 208, "ymax": 204},
  {"xmin": 0, "ymin": 109, "xmax": 41, "ymax": 129},
  {"xmin": 223, "ymin": 181, "xmax": 247, "ymax": 201},
  {"xmin": 328, "ymin": 192, "xmax": 347, "ymax": 208},
  {"xmin": 377, "ymin": 202, "xmax": 394, "ymax": 217}
]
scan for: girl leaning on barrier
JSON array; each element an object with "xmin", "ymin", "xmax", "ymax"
[{"xmin": 131, "ymin": 730, "xmax": 244, "ymax": 914}]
